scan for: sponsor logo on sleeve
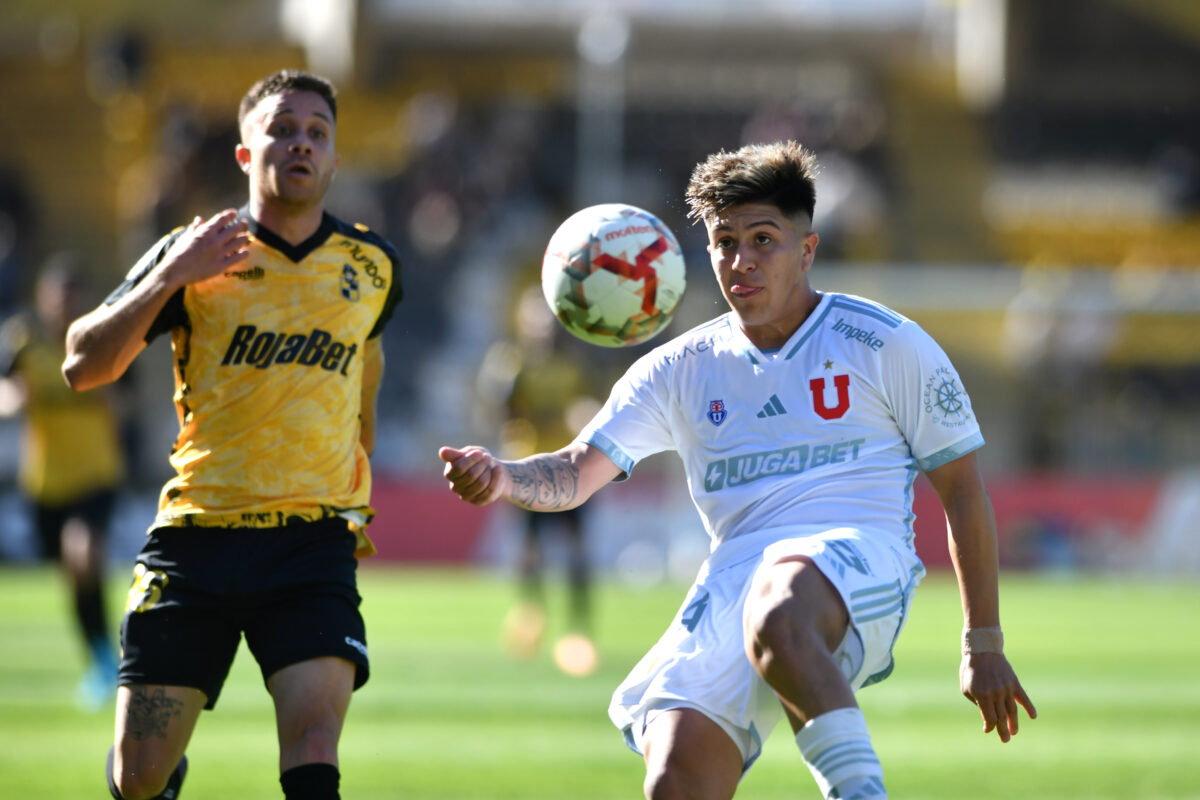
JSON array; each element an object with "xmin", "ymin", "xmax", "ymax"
[{"xmin": 922, "ymin": 367, "xmax": 973, "ymax": 428}]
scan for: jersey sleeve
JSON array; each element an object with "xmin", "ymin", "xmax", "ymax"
[
  {"xmin": 575, "ymin": 353, "xmax": 675, "ymax": 479},
  {"xmin": 365, "ymin": 234, "xmax": 403, "ymax": 340},
  {"xmin": 104, "ymin": 228, "xmax": 188, "ymax": 343},
  {"xmin": 882, "ymin": 321, "xmax": 985, "ymax": 472}
]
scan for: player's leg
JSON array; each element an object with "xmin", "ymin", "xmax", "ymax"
[
  {"xmin": 504, "ymin": 510, "xmax": 548, "ymax": 657},
  {"xmin": 612, "ymin": 541, "xmax": 789, "ymax": 797},
  {"xmin": 62, "ymin": 514, "xmax": 110, "ymax": 645},
  {"xmin": 110, "ymin": 683, "xmax": 204, "ymax": 800},
  {"xmin": 553, "ymin": 507, "xmax": 598, "ymax": 675},
  {"xmin": 245, "ymin": 520, "xmax": 370, "ymax": 800},
  {"xmin": 641, "ymin": 708, "xmax": 742, "ymax": 800},
  {"xmin": 742, "ymin": 546, "xmax": 894, "ymax": 800},
  {"xmin": 518, "ymin": 509, "xmax": 546, "ymax": 599},
  {"xmin": 268, "ymin": 657, "xmax": 356, "ymax": 798},
  {"xmin": 562, "ymin": 507, "xmax": 591, "ymax": 631},
  {"xmin": 111, "ymin": 529, "xmax": 244, "ymax": 800},
  {"xmin": 61, "ymin": 492, "xmax": 120, "ymax": 708},
  {"xmin": 743, "ymin": 556, "xmax": 856, "ymax": 724}
]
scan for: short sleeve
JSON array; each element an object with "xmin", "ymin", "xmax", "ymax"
[
  {"xmin": 576, "ymin": 353, "xmax": 674, "ymax": 479},
  {"xmin": 366, "ymin": 236, "xmax": 403, "ymax": 340},
  {"xmin": 881, "ymin": 322, "xmax": 985, "ymax": 472},
  {"xmin": 105, "ymin": 229, "xmax": 188, "ymax": 342}
]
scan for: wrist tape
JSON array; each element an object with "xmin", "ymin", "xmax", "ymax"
[{"xmin": 962, "ymin": 626, "xmax": 1004, "ymax": 655}]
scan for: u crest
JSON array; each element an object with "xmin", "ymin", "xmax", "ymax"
[{"xmin": 809, "ymin": 374, "xmax": 851, "ymax": 420}]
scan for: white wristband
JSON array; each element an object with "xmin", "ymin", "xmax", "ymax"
[{"xmin": 962, "ymin": 626, "xmax": 1004, "ymax": 656}]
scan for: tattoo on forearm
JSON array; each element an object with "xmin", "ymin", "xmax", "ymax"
[
  {"xmin": 509, "ymin": 455, "xmax": 579, "ymax": 511},
  {"xmin": 126, "ymin": 687, "xmax": 183, "ymax": 741}
]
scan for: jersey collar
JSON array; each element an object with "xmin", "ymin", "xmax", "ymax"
[
  {"xmin": 238, "ymin": 205, "xmax": 336, "ymax": 263},
  {"xmin": 732, "ymin": 292, "xmax": 834, "ymax": 365}
]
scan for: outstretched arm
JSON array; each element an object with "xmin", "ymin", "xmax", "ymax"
[
  {"xmin": 438, "ymin": 441, "xmax": 622, "ymax": 511},
  {"xmin": 62, "ymin": 210, "xmax": 250, "ymax": 391},
  {"xmin": 925, "ymin": 450, "xmax": 1037, "ymax": 743}
]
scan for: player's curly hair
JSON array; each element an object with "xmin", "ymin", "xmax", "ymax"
[
  {"xmin": 685, "ymin": 140, "xmax": 819, "ymax": 225},
  {"xmin": 238, "ymin": 69, "xmax": 337, "ymax": 132}
]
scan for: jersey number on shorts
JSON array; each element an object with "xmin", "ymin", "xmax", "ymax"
[
  {"xmin": 825, "ymin": 539, "xmax": 870, "ymax": 578},
  {"xmin": 125, "ymin": 563, "xmax": 169, "ymax": 613}
]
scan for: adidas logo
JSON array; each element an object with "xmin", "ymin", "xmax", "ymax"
[{"xmin": 756, "ymin": 394, "xmax": 787, "ymax": 418}]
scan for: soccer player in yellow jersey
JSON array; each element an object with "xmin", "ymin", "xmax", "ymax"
[
  {"xmin": 493, "ymin": 287, "xmax": 604, "ymax": 675},
  {"xmin": 0, "ymin": 254, "xmax": 126, "ymax": 710},
  {"xmin": 62, "ymin": 70, "xmax": 401, "ymax": 800}
]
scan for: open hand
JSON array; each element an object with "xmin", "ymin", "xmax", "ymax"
[
  {"xmin": 160, "ymin": 209, "xmax": 251, "ymax": 286},
  {"xmin": 960, "ymin": 652, "xmax": 1037, "ymax": 743}
]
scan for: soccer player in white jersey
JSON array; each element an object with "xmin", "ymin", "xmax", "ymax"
[{"xmin": 439, "ymin": 140, "xmax": 1035, "ymax": 800}]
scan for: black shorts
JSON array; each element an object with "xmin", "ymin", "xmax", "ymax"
[
  {"xmin": 526, "ymin": 505, "xmax": 583, "ymax": 538},
  {"xmin": 32, "ymin": 489, "xmax": 116, "ymax": 561},
  {"xmin": 119, "ymin": 518, "xmax": 369, "ymax": 709}
]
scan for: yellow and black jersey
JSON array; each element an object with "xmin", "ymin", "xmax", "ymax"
[
  {"xmin": 1, "ymin": 315, "xmax": 125, "ymax": 505},
  {"xmin": 108, "ymin": 209, "xmax": 402, "ymax": 555}
]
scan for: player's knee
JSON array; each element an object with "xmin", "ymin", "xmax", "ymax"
[
  {"xmin": 643, "ymin": 753, "xmax": 705, "ymax": 800},
  {"xmin": 282, "ymin": 721, "xmax": 341, "ymax": 765},
  {"xmin": 746, "ymin": 564, "xmax": 847, "ymax": 667},
  {"xmin": 744, "ymin": 599, "xmax": 834, "ymax": 683},
  {"xmin": 744, "ymin": 595, "xmax": 793, "ymax": 672},
  {"xmin": 114, "ymin": 764, "xmax": 172, "ymax": 800},
  {"xmin": 744, "ymin": 566, "xmax": 801, "ymax": 646}
]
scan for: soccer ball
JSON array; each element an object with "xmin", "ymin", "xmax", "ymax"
[{"xmin": 541, "ymin": 203, "xmax": 687, "ymax": 348}]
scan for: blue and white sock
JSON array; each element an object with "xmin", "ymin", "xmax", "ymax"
[{"xmin": 795, "ymin": 707, "xmax": 887, "ymax": 799}]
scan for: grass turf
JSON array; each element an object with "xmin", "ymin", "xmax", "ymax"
[{"xmin": 0, "ymin": 564, "xmax": 1197, "ymax": 798}]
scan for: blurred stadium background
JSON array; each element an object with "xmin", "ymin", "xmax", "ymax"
[
  {"xmin": 1, "ymin": 1, "xmax": 1199, "ymax": 798},
  {"xmin": 2, "ymin": 0, "xmax": 1197, "ymax": 577}
]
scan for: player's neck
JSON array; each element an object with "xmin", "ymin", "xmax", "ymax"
[{"xmin": 249, "ymin": 197, "xmax": 326, "ymax": 246}]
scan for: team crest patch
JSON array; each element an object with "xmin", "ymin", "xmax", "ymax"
[
  {"xmin": 809, "ymin": 374, "xmax": 851, "ymax": 420},
  {"xmin": 707, "ymin": 399, "xmax": 727, "ymax": 426},
  {"xmin": 340, "ymin": 264, "xmax": 360, "ymax": 301}
]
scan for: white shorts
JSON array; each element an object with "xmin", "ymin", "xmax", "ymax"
[{"xmin": 608, "ymin": 526, "xmax": 925, "ymax": 770}]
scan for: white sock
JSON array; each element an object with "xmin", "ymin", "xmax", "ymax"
[{"xmin": 795, "ymin": 707, "xmax": 887, "ymax": 799}]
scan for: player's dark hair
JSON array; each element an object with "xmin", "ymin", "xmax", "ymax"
[
  {"xmin": 238, "ymin": 69, "xmax": 337, "ymax": 132},
  {"xmin": 685, "ymin": 140, "xmax": 818, "ymax": 225}
]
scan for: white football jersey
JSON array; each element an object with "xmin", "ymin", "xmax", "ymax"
[{"xmin": 577, "ymin": 292, "xmax": 984, "ymax": 555}]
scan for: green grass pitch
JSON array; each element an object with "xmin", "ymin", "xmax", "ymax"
[{"xmin": 1, "ymin": 564, "xmax": 1197, "ymax": 799}]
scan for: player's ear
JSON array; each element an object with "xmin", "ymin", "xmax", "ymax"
[
  {"xmin": 800, "ymin": 231, "xmax": 820, "ymax": 271},
  {"xmin": 235, "ymin": 143, "xmax": 252, "ymax": 175}
]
